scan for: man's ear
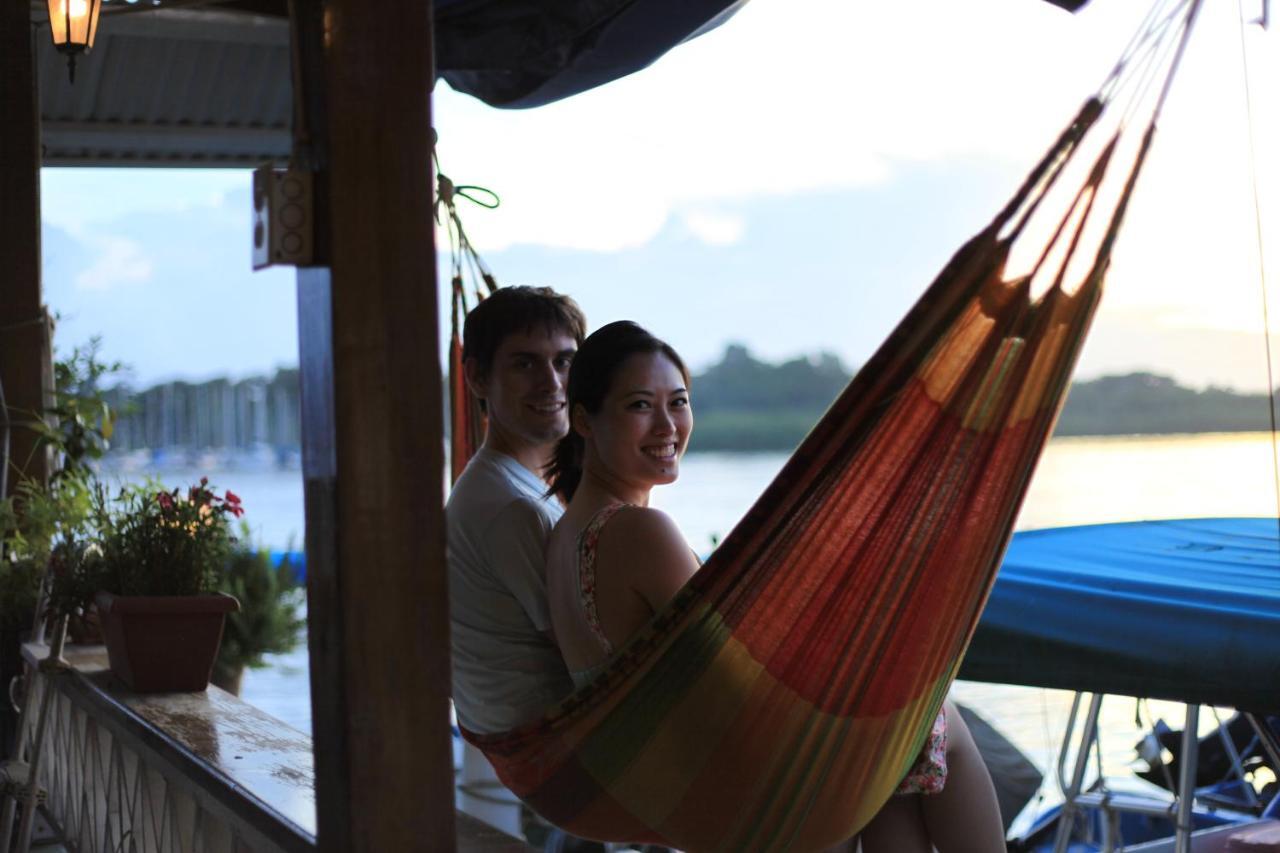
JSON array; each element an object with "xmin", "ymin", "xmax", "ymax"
[
  {"xmin": 571, "ymin": 403, "xmax": 591, "ymax": 439},
  {"xmin": 463, "ymin": 358, "xmax": 487, "ymax": 400}
]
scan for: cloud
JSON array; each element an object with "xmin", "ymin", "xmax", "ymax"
[
  {"xmin": 42, "ymin": 200, "xmax": 297, "ymax": 386},
  {"xmin": 1076, "ymin": 305, "xmax": 1276, "ymax": 393},
  {"xmin": 429, "ymin": 0, "xmax": 1146, "ymax": 254},
  {"xmin": 681, "ymin": 210, "xmax": 746, "ymax": 246},
  {"xmin": 38, "ymin": 0, "xmax": 1280, "ymax": 394},
  {"xmin": 74, "ymin": 237, "xmax": 153, "ymax": 291}
]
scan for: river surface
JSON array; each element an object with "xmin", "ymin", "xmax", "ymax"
[{"xmin": 100, "ymin": 431, "xmax": 1280, "ymax": 833}]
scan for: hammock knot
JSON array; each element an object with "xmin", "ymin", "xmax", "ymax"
[{"xmin": 438, "ymin": 172, "xmax": 456, "ymax": 208}]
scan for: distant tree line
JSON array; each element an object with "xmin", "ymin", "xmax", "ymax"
[
  {"xmin": 1053, "ymin": 373, "xmax": 1273, "ymax": 437},
  {"xmin": 687, "ymin": 345, "xmax": 849, "ymax": 452},
  {"xmin": 102, "ymin": 351, "xmax": 1278, "ymax": 460},
  {"xmin": 681, "ymin": 348, "xmax": 1276, "ymax": 451}
]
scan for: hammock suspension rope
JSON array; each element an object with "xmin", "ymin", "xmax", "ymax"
[
  {"xmin": 1234, "ymin": 0, "xmax": 1280, "ymax": 542},
  {"xmin": 434, "ymin": 146, "xmax": 501, "ymax": 483}
]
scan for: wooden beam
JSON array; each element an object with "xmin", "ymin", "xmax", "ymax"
[
  {"xmin": 0, "ymin": 0, "xmax": 51, "ymax": 495},
  {"xmin": 290, "ymin": 1, "xmax": 454, "ymax": 850}
]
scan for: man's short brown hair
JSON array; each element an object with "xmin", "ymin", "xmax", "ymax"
[{"xmin": 462, "ymin": 286, "xmax": 587, "ymax": 377}]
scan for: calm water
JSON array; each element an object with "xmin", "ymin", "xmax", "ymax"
[{"xmin": 101, "ymin": 431, "xmax": 1280, "ymax": 830}]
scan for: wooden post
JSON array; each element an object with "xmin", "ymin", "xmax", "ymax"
[
  {"xmin": 0, "ymin": 0, "xmax": 52, "ymax": 496},
  {"xmin": 290, "ymin": 1, "xmax": 454, "ymax": 850}
]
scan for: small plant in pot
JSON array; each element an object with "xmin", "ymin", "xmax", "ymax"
[
  {"xmin": 63, "ymin": 479, "xmax": 244, "ymax": 693},
  {"xmin": 9, "ymin": 338, "xmax": 125, "ymax": 644},
  {"xmin": 1, "ymin": 474, "xmax": 94, "ymax": 634},
  {"xmin": 211, "ymin": 537, "xmax": 304, "ymax": 696}
]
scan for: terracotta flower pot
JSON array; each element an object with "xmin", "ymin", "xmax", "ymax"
[{"xmin": 94, "ymin": 591, "xmax": 241, "ymax": 693}]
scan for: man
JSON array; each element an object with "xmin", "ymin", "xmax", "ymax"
[{"xmin": 447, "ymin": 286, "xmax": 586, "ymax": 735}]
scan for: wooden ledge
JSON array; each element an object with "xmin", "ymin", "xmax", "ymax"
[
  {"xmin": 24, "ymin": 642, "xmax": 316, "ymax": 851},
  {"xmin": 22, "ymin": 643, "xmax": 536, "ymax": 852}
]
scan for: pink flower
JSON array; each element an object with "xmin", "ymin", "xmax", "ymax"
[
  {"xmin": 157, "ymin": 492, "xmax": 174, "ymax": 511},
  {"xmin": 225, "ymin": 490, "xmax": 241, "ymax": 506}
]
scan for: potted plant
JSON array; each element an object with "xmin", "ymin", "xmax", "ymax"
[
  {"xmin": 72, "ymin": 479, "xmax": 244, "ymax": 693},
  {"xmin": 2, "ymin": 339, "xmax": 123, "ymax": 640},
  {"xmin": 0, "ymin": 489, "xmax": 72, "ymax": 758},
  {"xmin": 211, "ymin": 539, "xmax": 304, "ymax": 696},
  {"xmin": 0, "ymin": 476, "xmax": 92, "ymax": 629}
]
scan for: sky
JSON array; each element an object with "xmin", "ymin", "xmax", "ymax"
[{"xmin": 38, "ymin": 0, "xmax": 1280, "ymax": 391}]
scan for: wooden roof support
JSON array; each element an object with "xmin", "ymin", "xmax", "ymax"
[
  {"xmin": 0, "ymin": 0, "xmax": 52, "ymax": 496},
  {"xmin": 289, "ymin": 1, "xmax": 455, "ymax": 850}
]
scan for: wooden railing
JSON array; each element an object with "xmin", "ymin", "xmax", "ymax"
[
  {"xmin": 16, "ymin": 644, "xmax": 534, "ymax": 852},
  {"xmin": 19, "ymin": 644, "xmax": 314, "ymax": 853}
]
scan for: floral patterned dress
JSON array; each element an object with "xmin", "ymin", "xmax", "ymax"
[{"xmin": 896, "ymin": 707, "xmax": 948, "ymax": 796}]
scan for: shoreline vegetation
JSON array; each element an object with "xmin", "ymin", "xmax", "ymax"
[
  {"xmin": 688, "ymin": 346, "xmax": 1277, "ymax": 451},
  {"xmin": 101, "ymin": 345, "xmax": 1277, "ymax": 461}
]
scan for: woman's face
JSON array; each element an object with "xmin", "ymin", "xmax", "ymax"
[{"xmin": 579, "ymin": 351, "xmax": 692, "ymax": 492}]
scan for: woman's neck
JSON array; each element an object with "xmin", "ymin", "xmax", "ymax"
[{"xmin": 575, "ymin": 465, "xmax": 650, "ymax": 509}]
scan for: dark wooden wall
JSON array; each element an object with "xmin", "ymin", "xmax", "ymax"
[{"xmin": 0, "ymin": 0, "xmax": 52, "ymax": 496}]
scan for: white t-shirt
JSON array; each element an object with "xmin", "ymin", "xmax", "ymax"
[{"xmin": 447, "ymin": 447, "xmax": 574, "ymax": 734}]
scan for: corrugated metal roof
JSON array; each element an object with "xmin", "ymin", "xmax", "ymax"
[{"xmin": 38, "ymin": 5, "xmax": 291, "ymax": 167}]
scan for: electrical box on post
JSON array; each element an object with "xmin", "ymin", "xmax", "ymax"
[{"xmin": 252, "ymin": 166, "xmax": 313, "ymax": 269}]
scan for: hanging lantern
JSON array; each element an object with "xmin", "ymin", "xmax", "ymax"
[{"xmin": 46, "ymin": 0, "xmax": 103, "ymax": 83}]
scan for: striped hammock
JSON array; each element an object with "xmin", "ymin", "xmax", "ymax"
[{"xmin": 451, "ymin": 5, "xmax": 1199, "ymax": 847}]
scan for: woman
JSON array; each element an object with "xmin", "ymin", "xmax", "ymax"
[{"xmin": 544, "ymin": 321, "xmax": 1005, "ymax": 853}]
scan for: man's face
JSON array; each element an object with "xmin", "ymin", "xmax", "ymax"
[{"xmin": 469, "ymin": 327, "xmax": 577, "ymax": 458}]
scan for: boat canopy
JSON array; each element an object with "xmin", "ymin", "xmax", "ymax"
[{"xmin": 959, "ymin": 518, "xmax": 1280, "ymax": 712}]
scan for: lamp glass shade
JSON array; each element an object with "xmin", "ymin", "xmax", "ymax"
[{"xmin": 46, "ymin": 0, "xmax": 101, "ymax": 53}]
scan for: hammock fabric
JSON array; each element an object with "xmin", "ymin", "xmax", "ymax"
[
  {"xmin": 449, "ymin": 279, "xmax": 486, "ymax": 484},
  {"xmin": 440, "ymin": 167, "xmax": 497, "ymax": 485},
  {"xmin": 452, "ymin": 4, "xmax": 1201, "ymax": 842},
  {"xmin": 458, "ymin": 92, "xmax": 1159, "ymax": 849}
]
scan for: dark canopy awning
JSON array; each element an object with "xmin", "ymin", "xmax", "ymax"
[
  {"xmin": 436, "ymin": 0, "xmax": 1088, "ymax": 107},
  {"xmin": 37, "ymin": 0, "xmax": 1088, "ymax": 166},
  {"xmin": 435, "ymin": 0, "xmax": 750, "ymax": 108}
]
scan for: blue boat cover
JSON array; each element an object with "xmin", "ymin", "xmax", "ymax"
[
  {"xmin": 274, "ymin": 517, "xmax": 1276, "ymax": 708},
  {"xmin": 959, "ymin": 518, "xmax": 1280, "ymax": 712}
]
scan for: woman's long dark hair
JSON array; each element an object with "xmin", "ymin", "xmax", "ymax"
[{"xmin": 545, "ymin": 321, "xmax": 690, "ymax": 502}]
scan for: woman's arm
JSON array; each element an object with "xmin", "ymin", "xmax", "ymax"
[{"xmin": 597, "ymin": 506, "xmax": 700, "ymax": 612}]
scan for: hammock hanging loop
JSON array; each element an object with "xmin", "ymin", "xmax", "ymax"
[{"xmin": 435, "ymin": 144, "xmax": 502, "ymax": 483}]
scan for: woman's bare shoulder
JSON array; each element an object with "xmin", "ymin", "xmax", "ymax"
[
  {"xmin": 601, "ymin": 505, "xmax": 687, "ymax": 554},
  {"xmin": 597, "ymin": 506, "xmax": 697, "ymax": 608}
]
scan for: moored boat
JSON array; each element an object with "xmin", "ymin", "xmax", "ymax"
[{"xmin": 963, "ymin": 518, "xmax": 1280, "ymax": 852}]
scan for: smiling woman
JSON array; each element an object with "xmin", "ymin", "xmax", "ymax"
[
  {"xmin": 543, "ymin": 320, "xmax": 698, "ymax": 679},
  {"xmin": 539, "ymin": 319, "xmax": 1009, "ymax": 853}
]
